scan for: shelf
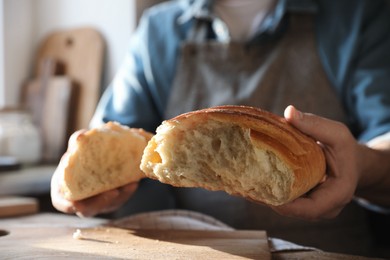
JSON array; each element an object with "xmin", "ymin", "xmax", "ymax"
[{"xmin": 0, "ymin": 165, "xmax": 56, "ymax": 196}]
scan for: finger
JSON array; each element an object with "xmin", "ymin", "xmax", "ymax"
[
  {"xmin": 74, "ymin": 183, "xmax": 139, "ymax": 217},
  {"xmin": 284, "ymin": 105, "xmax": 349, "ymax": 146},
  {"xmin": 73, "ymin": 189, "xmax": 120, "ymax": 218},
  {"xmin": 102, "ymin": 183, "xmax": 139, "ymax": 213},
  {"xmin": 271, "ymin": 177, "xmax": 352, "ymax": 220},
  {"xmin": 50, "ymin": 164, "xmax": 77, "ymax": 214},
  {"xmin": 51, "ymin": 187, "xmax": 77, "ymax": 214},
  {"xmin": 68, "ymin": 129, "xmax": 87, "ymax": 148},
  {"xmin": 120, "ymin": 182, "xmax": 139, "ymax": 194}
]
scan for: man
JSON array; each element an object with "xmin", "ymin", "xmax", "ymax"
[{"xmin": 51, "ymin": 0, "xmax": 390, "ymax": 256}]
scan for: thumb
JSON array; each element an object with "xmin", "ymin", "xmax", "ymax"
[{"xmin": 284, "ymin": 105, "xmax": 347, "ymax": 146}]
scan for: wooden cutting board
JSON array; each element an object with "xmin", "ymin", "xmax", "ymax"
[
  {"xmin": 40, "ymin": 76, "xmax": 73, "ymax": 161},
  {"xmin": 23, "ymin": 76, "xmax": 74, "ymax": 162},
  {"xmin": 34, "ymin": 27, "xmax": 104, "ymax": 134},
  {"xmin": 0, "ymin": 215, "xmax": 270, "ymax": 259}
]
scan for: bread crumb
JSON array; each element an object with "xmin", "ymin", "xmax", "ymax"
[{"xmin": 73, "ymin": 229, "xmax": 84, "ymax": 240}]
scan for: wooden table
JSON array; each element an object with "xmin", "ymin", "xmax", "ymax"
[{"xmin": 0, "ymin": 213, "xmax": 378, "ymax": 259}]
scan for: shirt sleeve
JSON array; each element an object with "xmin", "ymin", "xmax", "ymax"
[
  {"xmin": 344, "ymin": 1, "xmax": 390, "ymax": 142},
  {"xmin": 90, "ymin": 10, "xmax": 166, "ymax": 132},
  {"xmin": 354, "ymin": 197, "xmax": 390, "ymax": 214},
  {"xmin": 349, "ymin": 2, "xmax": 390, "ymax": 214},
  {"xmin": 317, "ymin": 1, "xmax": 390, "ymax": 142},
  {"xmin": 358, "ymin": 130, "xmax": 390, "ymax": 213},
  {"xmin": 366, "ymin": 131, "xmax": 390, "ymax": 147},
  {"xmin": 90, "ymin": 2, "xmax": 186, "ymax": 132}
]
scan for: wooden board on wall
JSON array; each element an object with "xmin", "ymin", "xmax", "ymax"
[{"xmin": 35, "ymin": 27, "xmax": 105, "ymax": 135}]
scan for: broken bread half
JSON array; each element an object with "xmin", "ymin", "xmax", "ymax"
[
  {"xmin": 141, "ymin": 105, "xmax": 326, "ymax": 206},
  {"xmin": 61, "ymin": 121, "xmax": 153, "ymax": 201}
]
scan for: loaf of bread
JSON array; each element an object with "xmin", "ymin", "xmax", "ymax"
[
  {"xmin": 140, "ymin": 105, "xmax": 326, "ymax": 206},
  {"xmin": 61, "ymin": 121, "xmax": 153, "ymax": 201}
]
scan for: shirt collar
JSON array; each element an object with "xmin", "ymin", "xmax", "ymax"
[
  {"xmin": 178, "ymin": 0, "xmax": 215, "ymax": 24},
  {"xmin": 178, "ymin": 0, "xmax": 318, "ymax": 36}
]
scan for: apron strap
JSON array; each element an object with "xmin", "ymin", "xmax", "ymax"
[{"xmin": 187, "ymin": 18, "xmax": 212, "ymax": 43}]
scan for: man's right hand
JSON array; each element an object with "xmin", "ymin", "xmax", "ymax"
[{"xmin": 50, "ymin": 130, "xmax": 139, "ymax": 218}]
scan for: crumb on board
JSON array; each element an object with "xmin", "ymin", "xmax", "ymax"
[{"xmin": 73, "ymin": 229, "xmax": 84, "ymax": 240}]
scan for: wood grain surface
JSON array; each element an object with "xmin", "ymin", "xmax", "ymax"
[
  {"xmin": 0, "ymin": 217, "xmax": 270, "ymax": 259},
  {"xmin": 0, "ymin": 214, "xmax": 376, "ymax": 260}
]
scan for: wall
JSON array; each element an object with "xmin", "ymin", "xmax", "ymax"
[
  {"xmin": 0, "ymin": 0, "xmax": 164, "ymax": 109},
  {"xmin": 0, "ymin": 1, "xmax": 3, "ymax": 107},
  {"xmin": 34, "ymin": 0, "xmax": 137, "ymax": 91},
  {"xmin": 1, "ymin": 0, "xmax": 35, "ymax": 108}
]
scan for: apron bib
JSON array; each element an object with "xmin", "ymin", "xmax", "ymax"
[
  {"xmin": 164, "ymin": 13, "xmax": 372, "ymax": 254},
  {"xmin": 165, "ymin": 14, "xmax": 347, "ymax": 122}
]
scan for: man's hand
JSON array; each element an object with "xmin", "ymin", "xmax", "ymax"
[
  {"xmin": 271, "ymin": 105, "xmax": 365, "ymax": 220},
  {"xmin": 50, "ymin": 130, "xmax": 139, "ymax": 218}
]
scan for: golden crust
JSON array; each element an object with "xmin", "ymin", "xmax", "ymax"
[{"xmin": 142, "ymin": 105, "xmax": 326, "ymax": 205}]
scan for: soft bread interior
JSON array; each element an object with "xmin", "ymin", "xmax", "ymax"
[
  {"xmin": 62, "ymin": 122, "xmax": 150, "ymax": 201},
  {"xmin": 141, "ymin": 120, "xmax": 294, "ymax": 205}
]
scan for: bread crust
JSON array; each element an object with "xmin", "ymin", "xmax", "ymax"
[{"xmin": 141, "ymin": 105, "xmax": 326, "ymax": 205}]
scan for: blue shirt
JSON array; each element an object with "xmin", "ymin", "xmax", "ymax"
[{"xmin": 90, "ymin": 0, "xmax": 390, "ymax": 143}]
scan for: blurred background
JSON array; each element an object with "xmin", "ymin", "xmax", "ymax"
[
  {"xmin": 0, "ymin": 0, "xmax": 164, "ymax": 109},
  {"xmin": 0, "ymin": 0, "xmax": 164, "ymax": 216},
  {"xmin": 0, "ymin": 1, "xmax": 389, "ymax": 258}
]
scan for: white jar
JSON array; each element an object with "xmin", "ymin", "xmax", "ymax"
[{"xmin": 0, "ymin": 110, "xmax": 42, "ymax": 164}]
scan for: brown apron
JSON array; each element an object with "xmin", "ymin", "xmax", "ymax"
[
  {"xmin": 165, "ymin": 14, "xmax": 347, "ymax": 121},
  {"xmin": 164, "ymin": 13, "xmax": 374, "ymax": 254}
]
